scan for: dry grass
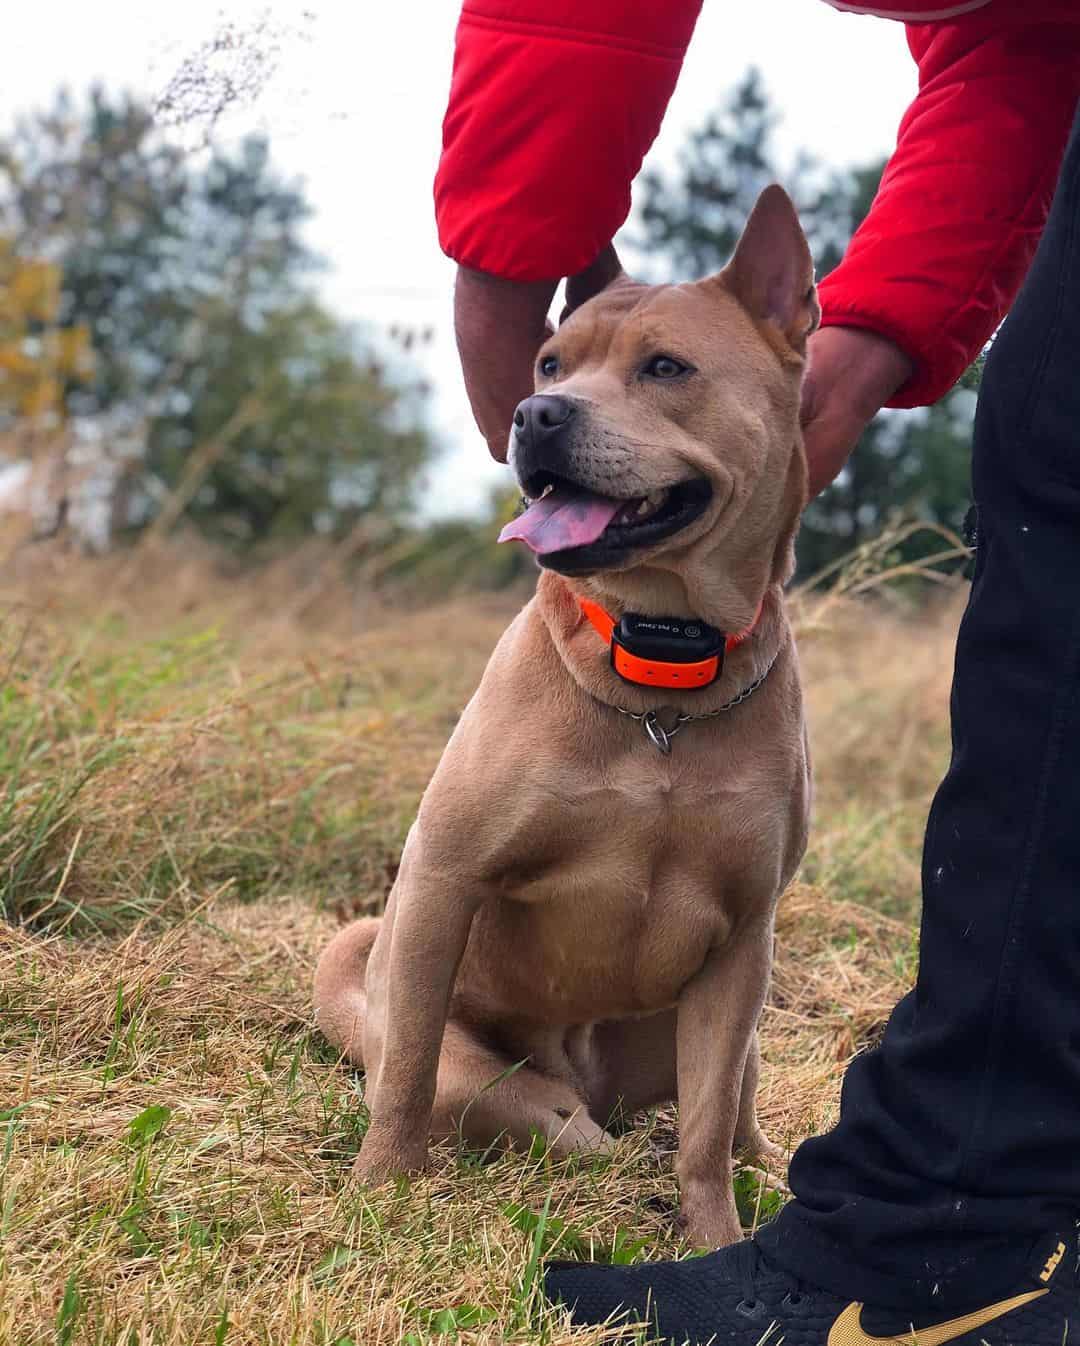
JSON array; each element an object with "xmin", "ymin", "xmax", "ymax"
[{"xmin": 0, "ymin": 533, "xmax": 962, "ymax": 1345}]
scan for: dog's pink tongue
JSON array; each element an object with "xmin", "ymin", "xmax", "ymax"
[{"xmin": 498, "ymin": 486, "xmax": 622, "ymax": 555}]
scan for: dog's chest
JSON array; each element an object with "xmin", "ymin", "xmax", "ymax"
[
  {"xmin": 490, "ymin": 750, "xmax": 776, "ymax": 888},
  {"xmin": 462, "ymin": 759, "xmax": 785, "ymax": 1021},
  {"xmin": 468, "ymin": 862, "xmax": 724, "ymax": 1022}
]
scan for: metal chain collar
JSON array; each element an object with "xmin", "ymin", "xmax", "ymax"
[{"xmin": 610, "ymin": 654, "xmax": 779, "ymax": 755}]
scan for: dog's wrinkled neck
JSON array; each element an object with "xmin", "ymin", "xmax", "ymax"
[
  {"xmin": 579, "ymin": 569, "xmax": 704, "ymax": 625},
  {"xmin": 570, "ymin": 550, "xmax": 773, "ymax": 638}
]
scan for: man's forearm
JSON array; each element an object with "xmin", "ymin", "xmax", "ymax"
[
  {"xmin": 454, "ymin": 267, "xmax": 557, "ymax": 462},
  {"xmin": 454, "ymin": 246, "xmax": 623, "ymax": 462}
]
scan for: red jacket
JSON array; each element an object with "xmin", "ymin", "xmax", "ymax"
[{"xmin": 434, "ymin": 0, "xmax": 1080, "ymax": 406}]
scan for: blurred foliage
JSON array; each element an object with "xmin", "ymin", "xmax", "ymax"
[
  {"xmin": 636, "ymin": 68, "xmax": 976, "ymax": 578},
  {"xmin": 0, "ymin": 86, "xmax": 433, "ymax": 545},
  {"xmin": 0, "ymin": 237, "xmax": 91, "ymax": 421},
  {"xmin": 367, "ymin": 487, "xmax": 533, "ymax": 595},
  {"xmin": 147, "ymin": 298, "xmax": 429, "ymax": 544}
]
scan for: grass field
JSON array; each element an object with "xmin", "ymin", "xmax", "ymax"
[{"xmin": 0, "ymin": 533, "xmax": 962, "ymax": 1345}]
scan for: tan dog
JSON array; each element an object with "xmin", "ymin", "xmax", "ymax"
[{"xmin": 314, "ymin": 186, "xmax": 816, "ymax": 1248}]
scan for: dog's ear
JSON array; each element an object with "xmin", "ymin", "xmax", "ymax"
[
  {"xmin": 560, "ymin": 243, "xmax": 628, "ymax": 326},
  {"xmin": 716, "ymin": 185, "xmax": 819, "ymax": 354}
]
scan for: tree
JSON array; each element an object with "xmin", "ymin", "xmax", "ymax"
[
  {"xmin": 143, "ymin": 299, "xmax": 430, "ymax": 543},
  {"xmin": 0, "ymin": 87, "xmax": 432, "ymax": 545},
  {"xmin": 636, "ymin": 69, "xmax": 974, "ymax": 577}
]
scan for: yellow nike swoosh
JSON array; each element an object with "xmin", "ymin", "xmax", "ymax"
[{"xmin": 827, "ymin": 1288, "xmax": 1049, "ymax": 1346}]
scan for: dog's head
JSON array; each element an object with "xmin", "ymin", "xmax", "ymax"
[{"xmin": 501, "ymin": 186, "xmax": 818, "ymax": 621}]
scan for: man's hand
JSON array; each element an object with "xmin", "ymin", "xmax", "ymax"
[
  {"xmin": 800, "ymin": 326, "xmax": 914, "ymax": 498},
  {"xmin": 454, "ymin": 246, "xmax": 623, "ymax": 462}
]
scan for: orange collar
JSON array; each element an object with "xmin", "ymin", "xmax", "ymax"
[{"xmin": 578, "ymin": 595, "xmax": 761, "ymax": 692}]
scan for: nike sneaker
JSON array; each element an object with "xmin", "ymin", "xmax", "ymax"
[{"xmin": 543, "ymin": 1229, "xmax": 1078, "ymax": 1344}]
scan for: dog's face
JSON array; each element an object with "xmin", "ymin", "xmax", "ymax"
[{"xmin": 502, "ymin": 187, "xmax": 819, "ymax": 612}]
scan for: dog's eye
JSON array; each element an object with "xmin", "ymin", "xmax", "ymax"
[
  {"xmin": 643, "ymin": 355, "xmax": 689, "ymax": 380},
  {"xmin": 538, "ymin": 355, "xmax": 559, "ymax": 378}
]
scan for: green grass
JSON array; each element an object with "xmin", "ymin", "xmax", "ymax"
[
  {"xmin": 0, "ymin": 551, "xmax": 960, "ymax": 1343},
  {"xmin": 0, "ymin": 596, "xmax": 508, "ymax": 933}
]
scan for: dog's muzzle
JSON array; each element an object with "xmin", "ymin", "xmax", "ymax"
[{"xmin": 510, "ymin": 393, "xmax": 578, "ymax": 483}]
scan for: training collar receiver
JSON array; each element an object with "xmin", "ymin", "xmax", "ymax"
[
  {"xmin": 578, "ymin": 596, "xmax": 759, "ymax": 691},
  {"xmin": 611, "ymin": 612, "xmax": 725, "ymax": 689}
]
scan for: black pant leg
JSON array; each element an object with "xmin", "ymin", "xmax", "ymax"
[{"xmin": 757, "ymin": 101, "xmax": 1080, "ymax": 1313}]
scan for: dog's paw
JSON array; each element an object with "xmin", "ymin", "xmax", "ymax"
[
  {"xmin": 351, "ymin": 1132, "xmax": 428, "ymax": 1186},
  {"xmin": 733, "ymin": 1128, "xmax": 787, "ymax": 1172},
  {"xmin": 676, "ymin": 1202, "xmax": 743, "ymax": 1252},
  {"xmin": 544, "ymin": 1110, "xmax": 618, "ymax": 1160},
  {"xmin": 677, "ymin": 1184, "xmax": 743, "ymax": 1251}
]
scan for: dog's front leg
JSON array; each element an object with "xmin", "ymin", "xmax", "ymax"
[
  {"xmin": 675, "ymin": 920, "xmax": 773, "ymax": 1249},
  {"xmin": 353, "ymin": 872, "xmax": 481, "ymax": 1186}
]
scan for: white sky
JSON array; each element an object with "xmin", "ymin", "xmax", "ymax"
[{"xmin": 2, "ymin": 2, "xmax": 917, "ymax": 518}]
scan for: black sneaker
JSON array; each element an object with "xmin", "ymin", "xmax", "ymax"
[{"xmin": 543, "ymin": 1231, "xmax": 1078, "ymax": 1344}]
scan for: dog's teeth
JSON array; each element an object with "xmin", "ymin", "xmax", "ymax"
[
  {"xmin": 632, "ymin": 489, "xmax": 668, "ymax": 519},
  {"xmin": 538, "ymin": 482, "xmax": 555, "ymax": 500}
]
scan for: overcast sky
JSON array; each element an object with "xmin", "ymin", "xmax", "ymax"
[{"xmin": 3, "ymin": 2, "xmax": 917, "ymax": 518}]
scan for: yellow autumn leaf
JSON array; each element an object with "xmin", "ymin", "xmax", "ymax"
[
  {"xmin": 19, "ymin": 375, "xmax": 61, "ymax": 418},
  {"xmin": 0, "ymin": 234, "xmax": 94, "ymax": 418},
  {"xmin": 10, "ymin": 259, "xmax": 61, "ymax": 323},
  {"xmin": 0, "ymin": 343, "xmax": 40, "ymax": 378}
]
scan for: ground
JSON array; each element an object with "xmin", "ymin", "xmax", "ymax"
[{"xmin": 0, "ymin": 535, "xmax": 959, "ymax": 1345}]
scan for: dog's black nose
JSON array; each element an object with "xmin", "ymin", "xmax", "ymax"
[{"xmin": 512, "ymin": 394, "xmax": 576, "ymax": 448}]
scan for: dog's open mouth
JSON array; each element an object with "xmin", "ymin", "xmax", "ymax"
[{"xmin": 498, "ymin": 473, "xmax": 712, "ymax": 573}]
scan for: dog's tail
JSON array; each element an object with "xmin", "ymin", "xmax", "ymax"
[{"xmin": 313, "ymin": 917, "xmax": 380, "ymax": 1066}]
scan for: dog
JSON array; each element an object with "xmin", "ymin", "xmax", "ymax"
[{"xmin": 314, "ymin": 185, "xmax": 815, "ymax": 1248}]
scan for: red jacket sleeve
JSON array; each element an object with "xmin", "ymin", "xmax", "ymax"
[
  {"xmin": 434, "ymin": 1, "xmax": 702, "ymax": 282},
  {"xmin": 821, "ymin": 2, "xmax": 1080, "ymax": 407}
]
